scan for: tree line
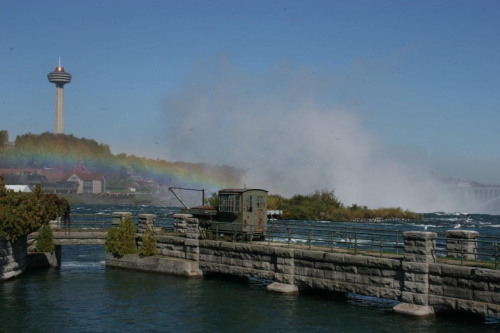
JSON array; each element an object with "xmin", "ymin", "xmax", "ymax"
[
  {"xmin": 268, "ymin": 189, "xmax": 422, "ymax": 221},
  {"xmin": 0, "ymin": 131, "xmax": 242, "ymax": 192}
]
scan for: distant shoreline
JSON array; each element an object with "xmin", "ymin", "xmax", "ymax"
[{"xmin": 61, "ymin": 193, "xmax": 176, "ymax": 206}]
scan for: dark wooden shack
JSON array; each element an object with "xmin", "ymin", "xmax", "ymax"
[{"xmin": 215, "ymin": 188, "xmax": 268, "ymax": 236}]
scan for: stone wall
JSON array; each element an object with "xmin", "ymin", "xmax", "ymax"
[
  {"xmin": 105, "ymin": 252, "xmax": 202, "ymax": 277},
  {"xmin": 428, "ymin": 264, "xmax": 500, "ymax": 316},
  {"xmin": 0, "ymin": 235, "xmax": 27, "ymax": 281},
  {"xmin": 142, "ymin": 215, "xmax": 500, "ymax": 318},
  {"xmin": 197, "ymin": 240, "xmax": 404, "ymax": 300}
]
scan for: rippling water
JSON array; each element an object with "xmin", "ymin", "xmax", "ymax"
[{"xmin": 1, "ymin": 205, "xmax": 500, "ymax": 332}]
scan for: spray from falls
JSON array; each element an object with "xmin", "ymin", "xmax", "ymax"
[{"xmin": 161, "ymin": 55, "xmax": 463, "ymax": 213}]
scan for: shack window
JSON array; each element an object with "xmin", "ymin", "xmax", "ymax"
[
  {"xmin": 220, "ymin": 195, "xmax": 232, "ymax": 212},
  {"xmin": 246, "ymin": 195, "xmax": 253, "ymax": 212},
  {"xmin": 257, "ymin": 196, "xmax": 265, "ymax": 209},
  {"xmin": 220, "ymin": 194, "xmax": 240, "ymax": 212},
  {"xmin": 234, "ymin": 195, "xmax": 241, "ymax": 212}
]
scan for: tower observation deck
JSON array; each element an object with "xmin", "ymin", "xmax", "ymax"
[{"xmin": 47, "ymin": 59, "xmax": 72, "ymax": 134}]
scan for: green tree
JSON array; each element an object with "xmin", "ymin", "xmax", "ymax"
[
  {"xmin": 0, "ymin": 130, "xmax": 8, "ymax": 148},
  {"xmin": 35, "ymin": 224, "xmax": 54, "ymax": 252},
  {"xmin": 207, "ymin": 192, "xmax": 219, "ymax": 207},
  {"xmin": 105, "ymin": 216, "xmax": 138, "ymax": 256},
  {"xmin": 139, "ymin": 227, "xmax": 157, "ymax": 257}
]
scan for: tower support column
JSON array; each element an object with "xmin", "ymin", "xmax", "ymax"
[{"xmin": 55, "ymin": 85, "xmax": 64, "ymax": 134}]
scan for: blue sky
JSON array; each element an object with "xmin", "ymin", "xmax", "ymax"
[{"xmin": 1, "ymin": 1, "xmax": 500, "ymax": 208}]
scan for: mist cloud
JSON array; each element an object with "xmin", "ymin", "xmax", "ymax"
[{"xmin": 162, "ymin": 55, "xmax": 462, "ymax": 213}]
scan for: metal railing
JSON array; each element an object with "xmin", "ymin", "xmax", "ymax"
[
  {"xmin": 61, "ymin": 214, "xmax": 176, "ymax": 230},
  {"xmin": 265, "ymin": 220, "xmax": 405, "ymax": 257},
  {"xmin": 63, "ymin": 214, "xmax": 500, "ymax": 268},
  {"xmin": 200, "ymin": 220, "xmax": 405, "ymax": 257},
  {"xmin": 65, "ymin": 213, "xmax": 113, "ymax": 229},
  {"xmin": 435, "ymin": 234, "xmax": 500, "ymax": 269}
]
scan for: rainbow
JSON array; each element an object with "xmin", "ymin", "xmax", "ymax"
[{"xmin": 1, "ymin": 145, "xmax": 242, "ymax": 191}]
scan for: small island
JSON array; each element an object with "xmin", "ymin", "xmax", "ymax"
[{"xmin": 266, "ymin": 189, "xmax": 422, "ymax": 221}]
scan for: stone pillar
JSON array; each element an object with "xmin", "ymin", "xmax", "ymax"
[
  {"xmin": 446, "ymin": 230, "xmax": 479, "ymax": 260},
  {"xmin": 111, "ymin": 212, "xmax": 131, "ymax": 227},
  {"xmin": 179, "ymin": 214, "xmax": 203, "ymax": 276},
  {"xmin": 393, "ymin": 231, "xmax": 437, "ymax": 317},
  {"xmin": 184, "ymin": 216, "xmax": 200, "ymax": 261},
  {"xmin": 172, "ymin": 214, "xmax": 202, "ymax": 272},
  {"xmin": 137, "ymin": 214, "xmax": 157, "ymax": 234},
  {"xmin": 267, "ymin": 247, "xmax": 298, "ymax": 295},
  {"xmin": 173, "ymin": 213, "xmax": 192, "ymax": 234}
]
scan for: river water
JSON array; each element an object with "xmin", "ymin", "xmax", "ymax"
[{"xmin": 1, "ymin": 205, "xmax": 500, "ymax": 332}]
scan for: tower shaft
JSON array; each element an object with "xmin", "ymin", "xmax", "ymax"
[{"xmin": 54, "ymin": 84, "xmax": 65, "ymax": 134}]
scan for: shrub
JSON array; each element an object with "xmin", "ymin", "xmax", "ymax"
[
  {"xmin": 104, "ymin": 216, "xmax": 138, "ymax": 256},
  {"xmin": 104, "ymin": 227, "xmax": 122, "ymax": 256},
  {"xmin": 0, "ymin": 176, "xmax": 70, "ymax": 242},
  {"xmin": 35, "ymin": 224, "xmax": 54, "ymax": 252},
  {"xmin": 139, "ymin": 227, "xmax": 157, "ymax": 257}
]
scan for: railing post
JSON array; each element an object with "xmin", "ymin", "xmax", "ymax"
[
  {"xmin": 396, "ymin": 232, "xmax": 400, "ymax": 254},
  {"xmin": 328, "ymin": 227, "xmax": 333, "ymax": 252},
  {"xmin": 308, "ymin": 224, "xmax": 312, "ymax": 250},
  {"xmin": 287, "ymin": 225, "xmax": 291, "ymax": 248},
  {"xmin": 379, "ymin": 235, "xmax": 383, "ymax": 257},
  {"xmin": 494, "ymin": 242, "xmax": 498, "ymax": 269},
  {"xmin": 371, "ymin": 228, "xmax": 374, "ymax": 251},
  {"xmin": 354, "ymin": 232, "xmax": 358, "ymax": 254}
]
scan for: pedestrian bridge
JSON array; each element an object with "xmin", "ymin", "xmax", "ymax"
[{"xmin": 28, "ymin": 229, "xmax": 108, "ymax": 247}]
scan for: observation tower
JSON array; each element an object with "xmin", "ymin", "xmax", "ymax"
[{"xmin": 47, "ymin": 58, "xmax": 72, "ymax": 134}]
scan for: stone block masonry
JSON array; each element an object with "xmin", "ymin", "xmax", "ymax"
[
  {"xmin": 107, "ymin": 214, "xmax": 500, "ymax": 318},
  {"xmin": 446, "ymin": 230, "xmax": 479, "ymax": 260}
]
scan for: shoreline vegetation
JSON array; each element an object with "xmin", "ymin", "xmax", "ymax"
[{"xmin": 267, "ymin": 189, "xmax": 422, "ymax": 222}]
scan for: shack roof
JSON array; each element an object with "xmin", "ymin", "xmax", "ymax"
[{"xmin": 219, "ymin": 188, "xmax": 268, "ymax": 194}]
